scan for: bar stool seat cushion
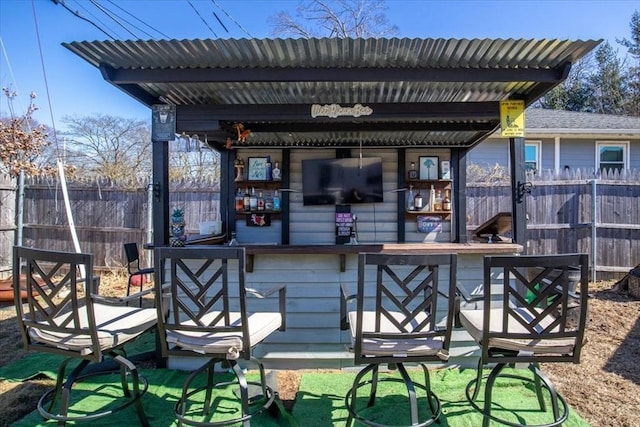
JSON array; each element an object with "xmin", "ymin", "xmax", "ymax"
[
  {"xmin": 348, "ymin": 311, "xmax": 444, "ymax": 357},
  {"xmin": 167, "ymin": 311, "xmax": 282, "ymax": 358},
  {"xmin": 28, "ymin": 304, "xmax": 157, "ymax": 355},
  {"xmin": 459, "ymin": 307, "xmax": 576, "ymax": 354}
]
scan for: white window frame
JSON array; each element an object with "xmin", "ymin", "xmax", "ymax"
[
  {"xmin": 525, "ymin": 140, "xmax": 541, "ymax": 172},
  {"xmin": 596, "ymin": 141, "xmax": 629, "ymax": 172}
]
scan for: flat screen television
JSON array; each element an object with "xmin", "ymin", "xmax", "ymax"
[{"xmin": 302, "ymin": 157, "xmax": 384, "ymax": 205}]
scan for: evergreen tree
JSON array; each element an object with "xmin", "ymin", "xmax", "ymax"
[
  {"xmin": 536, "ymin": 10, "xmax": 639, "ymax": 117},
  {"xmin": 588, "ymin": 41, "xmax": 627, "ymax": 115},
  {"xmin": 617, "ymin": 11, "xmax": 640, "ymax": 116}
]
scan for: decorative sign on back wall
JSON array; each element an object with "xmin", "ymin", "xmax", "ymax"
[{"xmin": 335, "ymin": 205, "xmax": 353, "ymax": 244}]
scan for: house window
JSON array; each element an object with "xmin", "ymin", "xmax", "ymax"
[
  {"xmin": 597, "ymin": 142, "xmax": 628, "ymax": 173},
  {"xmin": 525, "ymin": 141, "xmax": 541, "ymax": 172}
]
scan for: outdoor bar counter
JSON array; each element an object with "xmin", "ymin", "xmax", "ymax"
[{"xmin": 241, "ymin": 242, "xmax": 523, "ymax": 272}]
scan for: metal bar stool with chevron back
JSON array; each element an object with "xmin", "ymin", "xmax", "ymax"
[
  {"xmin": 13, "ymin": 246, "xmax": 158, "ymax": 426},
  {"xmin": 124, "ymin": 242, "xmax": 154, "ymax": 307},
  {"xmin": 458, "ymin": 253, "xmax": 589, "ymax": 427},
  {"xmin": 340, "ymin": 253, "xmax": 457, "ymax": 427},
  {"xmin": 154, "ymin": 246, "xmax": 286, "ymax": 427}
]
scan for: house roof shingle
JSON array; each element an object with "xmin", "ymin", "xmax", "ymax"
[{"xmin": 525, "ymin": 108, "xmax": 640, "ymax": 136}]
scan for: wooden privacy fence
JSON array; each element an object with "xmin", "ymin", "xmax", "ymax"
[
  {"xmin": 0, "ymin": 169, "xmax": 637, "ymax": 279},
  {"xmin": 15, "ymin": 177, "xmax": 220, "ymax": 270},
  {"xmin": 467, "ymin": 169, "xmax": 640, "ymax": 280}
]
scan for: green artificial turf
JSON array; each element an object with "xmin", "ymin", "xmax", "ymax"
[{"xmin": 3, "ymin": 343, "xmax": 590, "ymax": 427}]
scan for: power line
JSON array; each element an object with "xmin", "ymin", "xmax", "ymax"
[
  {"xmin": 212, "ymin": 12, "xmax": 229, "ymax": 34},
  {"xmin": 210, "ymin": 0, "xmax": 253, "ymax": 38},
  {"xmin": 51, "ymin": 0, "xmax": 115, "ymax": 40},
  {"xmin": 33, "ymin": 1, "xmax": 61, "ymax": 154},
  {"xmin": 105, "ymin": 0, "xmax": 171, "ymax": 39},
  {"xmin": 70, "ymin": 0, "xmax": 123, "ymax": 38},
  {"xmin": 89, "ymin": 0, "xmax": 138, "ymax": 39},
  {"xmin": 187, "ymin": 0, "xmax": 218, "ymax": 38}
]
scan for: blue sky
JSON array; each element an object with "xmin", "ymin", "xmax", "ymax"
[{"xmin": 1, "ymin": 0, "xmax": 638, "ymax": 131}]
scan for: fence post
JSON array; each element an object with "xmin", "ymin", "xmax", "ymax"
[
  {"xmin": 591, "ymin": 179, "xmax": 597, "ymax": 282},
  {"xmin": 16, "ymin": 171, "xmax": 24, "ymax": 246}
]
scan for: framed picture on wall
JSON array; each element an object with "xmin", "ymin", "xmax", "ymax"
[
  {"xmin": 248, "ymin": 157, "xmax": 268, "ymax": 180},
  {"xmin": 419, "ymin": 156, "xmax": 439, "ymax": 180}
]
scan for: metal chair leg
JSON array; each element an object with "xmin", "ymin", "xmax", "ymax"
[
  {"xmin": 398, "ymin": 363, "xmax": 419, "ymax": 425},
  {"xmin": 483, "ymin": 363, "xmax": 507, "ymax": 427}
]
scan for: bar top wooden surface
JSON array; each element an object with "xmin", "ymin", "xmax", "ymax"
[{"xmin": 241, "ymin": 242, "xmax": 523, "ymax": 255}]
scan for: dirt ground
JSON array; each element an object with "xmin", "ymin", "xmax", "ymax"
[{"xmin": 0, "ymin": 274, "xmax": 638, "ymax": 427}]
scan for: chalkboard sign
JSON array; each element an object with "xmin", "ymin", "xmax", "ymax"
[{"xmin": 335, "ymin": 205, "xmax": 352, "ymax": 244}]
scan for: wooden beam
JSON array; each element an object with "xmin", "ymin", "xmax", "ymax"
[
  {"xmin": 102, "ymin": 64, "xmax": 568, "ymax": 84},
  {"xmin": 176, "ymin": 102, "xmax": 502, "ymax": 122}
]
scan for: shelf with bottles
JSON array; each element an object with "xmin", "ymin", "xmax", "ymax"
[
  {"xmin": 234, "ymin": 185, "xmax": 283, "ymax": 216},
  {"xmin": 405, "ymin": 185, "xmax": 452, "ymax": 216}
]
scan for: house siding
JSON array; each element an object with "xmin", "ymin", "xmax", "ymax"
[
  {"xmin": 467, "ymin": 139, "xmax": 509, "ymax": 168},
  {"xmin": 469, "ymin": 136, "xmax": 640, "ymax": 172}
]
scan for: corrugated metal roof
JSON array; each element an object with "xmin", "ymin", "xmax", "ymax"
[{"xmin": 63, "ymin": 37, "xmax": 601, "ymax": 148}]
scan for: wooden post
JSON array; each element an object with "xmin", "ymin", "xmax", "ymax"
[
  {"xmin": 510, "ymin": 137, "xmax": 527, "ymax": 252},
  {"xmin": 152, "ymin": 140, "xmax": 169, "ymax": 248}
]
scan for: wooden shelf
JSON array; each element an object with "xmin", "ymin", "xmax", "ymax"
[
  {"xmin": 235, "ymin": 210, "xmax": 282, "ymax": 215},
  {"xmin": 407, "ymin": 179, "xmax": 452, "ymax": 184},
  {"xmin": 405, "ymin": 210, "xmax": 451, "ymax": 216},
  {"xmin": 236, "ymin": 180, "xmax": 281, "ymax": 189}
]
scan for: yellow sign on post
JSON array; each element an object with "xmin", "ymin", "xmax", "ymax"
[{"xmin": 499, "ymin": 100, "xmax": 525, "ymax": 137}]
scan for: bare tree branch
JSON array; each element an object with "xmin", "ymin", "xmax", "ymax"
[{"xmin": 269, "ymin": 0, "xmax": 398, "ymax": 38}]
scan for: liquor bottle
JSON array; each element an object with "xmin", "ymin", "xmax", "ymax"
[
  {"xmin": 406, "ymin": 185, "xmax": 415, "ymax": 211},
  {"xmin": 434, "ymin": 190, "xmax": 443, "ymax": 211},
  {"xmin": 272, "ymin": 161, "xmax": 282, "ymax": 181},
  {"xmin": 243, "ymin": 187, "xmax": 251, "ymax": 212},
  {"xmin": 265, "ymin": 156, "xmax": 272, "ymax": 181},
  {"xmin": 413, "ymin": 189, "xmax": 424, "ymax": 210},
  {"xmin": 235, "ymin": 189, "xmax": 244, "ymax": 211},
  {"xmin": 273, "ymin": 190, "xmax": 281, "ymax": 211},
  {"xmin": 249, "ymin": 187, "xmax": 258, "ymax": 211},
  {"xmin": 443, "ymin": 189, "xmax": 451, "ymax": 211},
  {"xmin": 429, "ymin": 185, "xmax": 436, "ymax": 211},
  {"xmin": 257, "ymin": 191, "xmax": 265, "ymax": 210},
  {"xmin": 265, "ymin": 192, "xmax": 274, "ymax": 211}
]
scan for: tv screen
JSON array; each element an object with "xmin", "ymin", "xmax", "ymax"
[{"xmin": 302, "ymin": 157, "xmax": 384, "ymax": 205}]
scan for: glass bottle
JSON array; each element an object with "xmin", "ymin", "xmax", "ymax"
[
  {"xmin": 273, "ymin": 189, "xmax": 281, "ymax": 211},
  {"xmin": 265, "ymin": 156, "xmax": 272, "ymax": 181},
  {"xmin": 249, "ymin": 187, "xmax": 258, "ymax": 211},
  {"xmin": 429, "ymin": 185, "xmax": 436, "ymax": 211},
  {"xmin": 406, "ymin": 185, "xmax": 415, "ymax": 211},
  {"xmin": 235, "ymin": 188, "xmax": 244, "ymax": 211},
  {"xmin": 272, "ymin": 161, "xmax": 282, "ymax": 181},
  {"xmin": 265, "ymin": 191, "xmax": 274, "ymax": 211},
  {"xmin": 257, "ymin": 191, "xmax": 265, "ymax": 210},
  {"xmin": 413, "ymin": 188, "xmax": 423, "ymax": 211},
  {"xmin": 443, "ymin": 189, "xmax": 451, "ymax": 211},
  {"xmin": 434, "ymin": 190, "xmax": 443, "ymax": 211},
  {"xmin": 243, "ymin": 187, "xmax": 251, "ymax": 212}
]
